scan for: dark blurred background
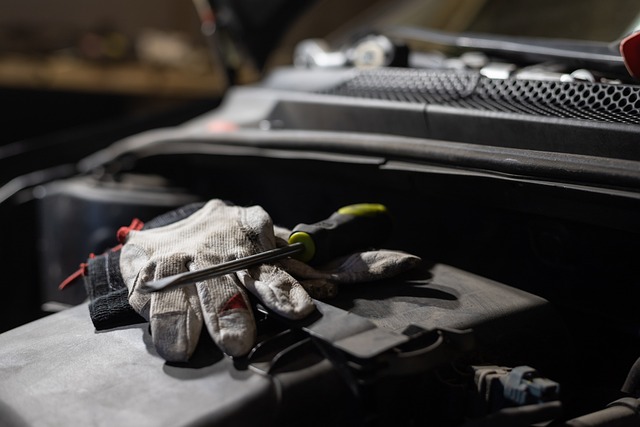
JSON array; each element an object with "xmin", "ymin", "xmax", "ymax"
[
  {"xmin": 0, "ymin": 0, "xmax": 384, "ymax": 332},
  {"xmin": 0, "ymin": 1, "xmax": 228, "ymax": 148},
  {"xmin": 0, "ymin": 0, "xmax": 387, "ymax": 148}
]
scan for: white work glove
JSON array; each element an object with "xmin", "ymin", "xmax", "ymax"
[
  {"xmin": 273, "ymin": 226, "xmax": 422, "ymax": 299},
  {"xmin": 120, "ymin": 199, "xmax": 314, "ymax": 361}
]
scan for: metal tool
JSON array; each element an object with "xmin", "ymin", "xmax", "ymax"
[
  {"xmin": 140, "ymin": 203, "xmax": 392, "ymax": 293},
  {"xmin": 140, "ymin": 202, "xmax": 475, "ymax": 387},
  {"xmin": 140, "ymin": 242, "xmax": 306, "ymax": 293}
]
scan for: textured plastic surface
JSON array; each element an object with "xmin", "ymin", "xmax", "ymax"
[
  {"xmin": 0, "ymin": 264, "xmax": 558, "ymax": 426},
  {"xmin": 0, "ymin": 304, "xmax": 278, "ymax": 427}
]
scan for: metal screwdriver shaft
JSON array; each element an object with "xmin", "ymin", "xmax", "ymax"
[
  {"xmin": 140, "ymin": 203, "xmax": 392, "ymax": 294},
  {"xmin": 139, "ymin": 242, "xmax": 305, "ymax": 293}
]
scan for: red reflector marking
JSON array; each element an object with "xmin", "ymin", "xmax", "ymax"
[{"xmin": 620, "ymin": 32, "xmax": 640, "ymax": 78}]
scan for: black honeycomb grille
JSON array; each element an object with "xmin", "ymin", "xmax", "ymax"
[
  {"xmin": 321, "ymin": 69, "xmax": 479, "ymax": 104},
  {"xmin": 320, "ymin": 69, "xmax": 640, "ymax": 125}
]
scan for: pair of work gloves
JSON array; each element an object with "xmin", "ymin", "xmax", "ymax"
[{"xmin": 114, "ymin": 199, "xmax": 420, "ymax": 362}]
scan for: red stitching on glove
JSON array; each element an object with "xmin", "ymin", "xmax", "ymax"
[
  {"xmin": 58, "ymin": 254, "xmax": 95, "ymax": 290},
  {"xmin": 220, "ymin": 293, "xmax": 248, "ymax": 313},
  {"xmin": 59, "ymin": 217, "xmax": 144, "ymax": 291},
  {"xmin": 117, "ymin": 218, "xmax": 144, "ymax": 244}
]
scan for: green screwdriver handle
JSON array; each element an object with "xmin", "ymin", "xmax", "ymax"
[{"xmin": 288, "ymin": 203, "xmax": 393, "ymax": 265}]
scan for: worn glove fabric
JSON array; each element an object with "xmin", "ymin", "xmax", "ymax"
[
  {"xmin": 119, "ymin": 199, "xmax": 314, "ymax": 361},
  {"xmin": 273, "ymin": 226, "xmax": 422, "ymax": 299}
]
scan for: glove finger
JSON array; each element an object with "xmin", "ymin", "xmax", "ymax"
[
  {"xmin": 148, "ymin": 255, "xmax": 203, "ymax": 362},
  {"xmin": 237, "ymin": 264, "xmax": 315, "ymax": 320},
  {"xmin": 196, "ymin": 272, "xmax": 256, "ymax": 357},
  {"xmin": 121, "ymin": 241, "xmax": 204, "ymax": 362},
  {"xmin": 281, "ymin": 250, "xmax": 421, "ymax": 284},
  {"xmin": 150, "ymin": 286, "xmax": 203, "ymax": 362},
  {"xmin": 278, "ymin": 257, "xmax": 329, "ymax": 280},
  {"xmin": 319, "ymin": 250, "xmax": 422, "ymax": 283}
]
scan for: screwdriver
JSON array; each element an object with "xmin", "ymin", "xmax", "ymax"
[{"xmin": 140, "ymin": 203, "xmax": 392, "ymax": 293}]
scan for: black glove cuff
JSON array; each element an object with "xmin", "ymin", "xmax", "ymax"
[{"xmin": 84, "ymin": 250, "xmax": 144, "ymax": 330}]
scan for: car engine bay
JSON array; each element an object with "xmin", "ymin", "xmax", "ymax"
[{"xmin": 1, "ymin": 1, "xmax": 640, "ymax": 426}]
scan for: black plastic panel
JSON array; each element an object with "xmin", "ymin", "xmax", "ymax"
[
  {"xmin": 322, "ymin": 68, "xmax": 640, "ymax": 124},
  {"xmin": 259, "ymin": 68, "xmax": 640, "ymax": 162}
]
